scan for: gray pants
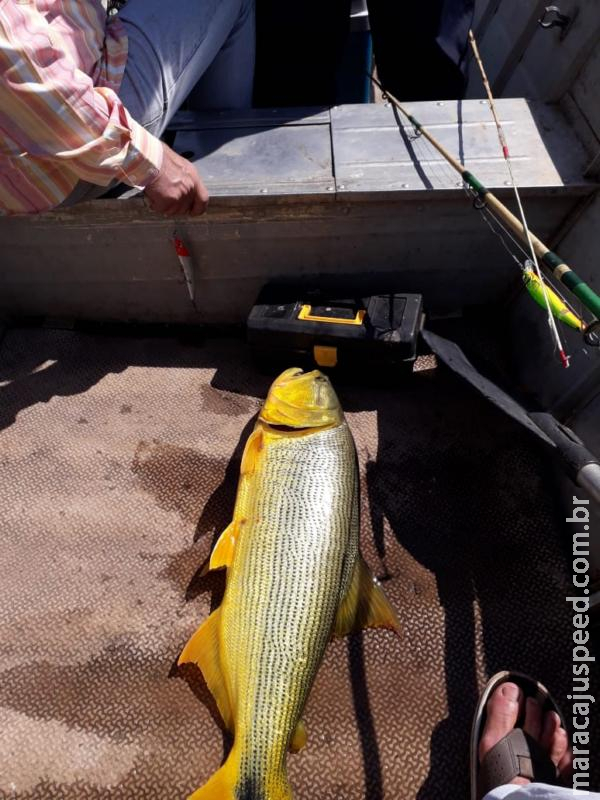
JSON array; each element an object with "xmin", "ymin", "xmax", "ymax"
[{"xmin": 64, "ymin": 0, "xmax": 255, "ymax": 205}]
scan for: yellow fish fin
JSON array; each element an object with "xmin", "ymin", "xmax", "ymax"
[
  {"xmin": 334, "ymin": 556, "xmax": 400, "ymax": 637},
  {"xmin": 187, "ymin": 746, "xmax": 292, "ymax": 800},
  {"xmin": 206, "ymin": 521, "xmax": 239, "ymax": 572},
  {"xmin": 201, "ymin": 430, "xmax": 263, "ymax": 577},
  {"xmin": 178, "ymin": 608, "xmax": 234, "ymax": 731},
  {"xmin": 289, "ymin": 719, "xmax": 307, "ymax": 753},
  {"xmin": 186, "ymin": 746, "xmax": 240, "ymax": 799},
  {"xmin": 200, "ymin": 432, "xmax": 261, "ymax": 578},
  {"xmin": 240, "ymin": 429, "xmax": 264, "ymax": 476}
]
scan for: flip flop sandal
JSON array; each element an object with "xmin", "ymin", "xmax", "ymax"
[{"xmin": 470, "ymin": 670, "xmax": 567, "ymax": 800}]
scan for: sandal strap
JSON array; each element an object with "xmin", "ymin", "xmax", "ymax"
[{"xmin": 477, "ymin": 729, "xmax": 557, "ymax": 800}]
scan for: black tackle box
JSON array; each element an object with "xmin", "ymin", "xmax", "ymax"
[{"xmin": 247, "ymin": 287, "xmax": 424, "ymax": 370}]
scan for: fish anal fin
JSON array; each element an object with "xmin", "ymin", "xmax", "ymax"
[
  {"xmin": 289, "ymin": 719, "xmax": 307, "ymax": 753},
  {"xmin": 334, "ymin": 556, "xmax": 400, "ymax": 637},
  {"xmin": 207, "ymin": 521, "xmax": 238, "ymax": 573},
  {"xmin": 240, "ymin": 429, "xmax": 264, "ymax": 476},
  {"xmin": 178, "ymin": 608, "xmax": 233, "ymax": 731}
]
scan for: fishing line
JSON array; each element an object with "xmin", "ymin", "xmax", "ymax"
[
  {"xmin": 478, "ymin": 204, "xmax": 532, "ymax": 262},
  {"xmin": 475, "ymin": 202, "xmax": 529, "ymax": 269},
  {"xmin": 371, "ymin": 70, "xmax": 600, "ymax": 350},
  {"xmin": 385, "ymin": 83, "xmax": 589, "ymax": 341},
  {"xmin": 468, "ymin": 30, "xmax": 569, "ymax": 367},
  {"xmin": 391, "ymin": 103, "xmax": 451, "ymax": 190},
  {"xmin": 476, "ymin": 198, "xmax": 589, "ymax": 328},
  {"xmin": 406, "ymin": 105, "xmax": 589, "ymax": 337},
  {"xmin": 405, "ymin": 114, "xmax": 458, "ymax": 191},
  {"xmin": 405, "ymin": 114, "xmax": 528, "ymax": 267}
]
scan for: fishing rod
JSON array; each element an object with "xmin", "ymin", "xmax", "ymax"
[
  {"xmin": 468, "ymin": 28, "xmax": 569, "ymax": 367},
  {"xmin": 369, "ymin": 75, "xmax": 600, "ymax": 343}
]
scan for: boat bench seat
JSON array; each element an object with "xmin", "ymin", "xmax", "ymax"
[
  {"xmin": 168, "ymin": 101, "xmax": 590, "ymax": 203},
  {"xmin": 0, "ymin": 100, "xmax": 595, "ymax": 325}
]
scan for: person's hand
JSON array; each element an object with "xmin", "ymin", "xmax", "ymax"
[{"xmin": 144, "ymin": 143, "xmax": 209, "ymax": 216}]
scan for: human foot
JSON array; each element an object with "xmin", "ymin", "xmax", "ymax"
[{"xmin": 479, "ymin": 681, "xmax": 573, "ymax": 788}]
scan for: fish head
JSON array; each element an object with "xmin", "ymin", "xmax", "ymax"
[{"xmin": 260, "ymin": 368, "xmax": 343, "ymax": 431}]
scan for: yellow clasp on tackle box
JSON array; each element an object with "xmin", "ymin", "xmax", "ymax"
[{"xmin": 298, "ymin": 305, "xmax": 366, "ymax": 326}]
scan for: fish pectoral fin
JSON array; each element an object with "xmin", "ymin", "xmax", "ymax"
[
  {"xmin": 178, "ymin": 608, "xmax": 234, "ymax": 731},
  {"xmin": 206, "ymin": 521, "xmax": 238, "ymax": 572},
  {"xmin": 289, "ymin": 719, "xmax": 307, "ymax": 753},
  {"xmin": 334, "ymin": 556, "xmax": 400, "ymax": 637},
  {"xmin": 201, "ymin": 431, "xmax": 262, "ymax": 578},
  {"xmin": 240, "ymin": 429, "xmax": 264, "ymax": 476}
]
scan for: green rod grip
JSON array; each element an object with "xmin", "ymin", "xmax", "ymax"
[
  {"xmin": 543, "ymin": 252, "xmax": 600, "ymax": 319},
  {"xmin": 564, "ymin": 275, "xmax": 600, "ymax": 320},
  {"xmin": 542, "ymin": 251, "xmax": 563, "ymax": 271},
  {"xmin": 463, "ymin": 171, "xmax": 488, "ymax": 196}
]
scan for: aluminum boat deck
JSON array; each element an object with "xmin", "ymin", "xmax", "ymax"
[{"xmin": 1, "ymin": 326, "xmax": 596, "ymax": 799}]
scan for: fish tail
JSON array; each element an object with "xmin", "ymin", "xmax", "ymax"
[
  {"xmin": 188, "ymin": 750, "xmax": 292, "ymax": 800},
  {"xmin": 187, "ymin": 750, "xmax": 239, "ymax": 800},
  {"xmin": 234, "ymin": 776, "xmax": 292, "ymax": 800}
]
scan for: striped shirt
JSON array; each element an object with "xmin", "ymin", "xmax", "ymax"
[{"xmin": 0, "ymin": 0, "xmax": 163, "ymax": 214}]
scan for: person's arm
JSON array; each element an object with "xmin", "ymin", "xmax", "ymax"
[{"xmin": 0, "ymin": 7, "xmax": 207, "ymax": 214}]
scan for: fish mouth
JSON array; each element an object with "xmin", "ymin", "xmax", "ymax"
[
  {"xmin": 266, "ymin": 423, "xmax": 313, "ymax": 433},
  {"xmin": 259, "ymin": 419, "xmax": 329, "ymax": 435},
  {"xmin": 259, "ymin": 367, "xmax": 344, "ymax": 431}
]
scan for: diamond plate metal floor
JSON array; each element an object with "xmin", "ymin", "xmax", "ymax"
[{"xmin": 0, "ymin": 328, "xmax": 597, "ymax": 799}]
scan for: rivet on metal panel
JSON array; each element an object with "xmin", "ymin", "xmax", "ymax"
[
  {"xmin": 504, "ymin": 180, "xmax": 512, "ymax": 186},
  {"xmin": 260, "ymin": 188, "xmax": 268, "ymax": 193},
  {"xmin": 327, "ymin": 187, "xmax": 334, "ymax": 192},
  {"xmin": 402, "ymin": 184, "xmax": 410, "ymax": 189},
  {"xmin": 437, "ymin": 102, "xmax": 445, "ymax": 107},
  {"xmin": 338, "ymin": 185, "xmax": 346, "ymax": 190},
  {"xmin": 480, "ymin": 100, "xmax": 488, "ymax": 105}
]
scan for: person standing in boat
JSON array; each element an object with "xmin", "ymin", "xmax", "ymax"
[{"xmin": 0, "ymin": 0, "xmax": 255, "ymax": 216}]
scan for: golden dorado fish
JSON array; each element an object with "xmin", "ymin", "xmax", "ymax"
[{"xmin": 178, "ymin": 368, "xmax": 399, "ymax": 800}]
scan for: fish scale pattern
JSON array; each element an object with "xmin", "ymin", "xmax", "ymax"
[
  {"xmin": 0, "ymin": 328, "xmax": 597, "ymax": 800},
  {"xmin": 220, "ymin": 423, "xmax": 358, "ymax": 796}
]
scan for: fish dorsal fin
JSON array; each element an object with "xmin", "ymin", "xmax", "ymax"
[
  {"xmin": 207, "ymin": 521, "xmax": 238, "ymax": 572},
  {"xmin": 290, "ymin": 719, "xmax": 307, "ymax": 753},
  {"xmin": 178, "ymin": 608, "xmax": 233, "ymax": 731},
  {"xmin": 334, "ymin": 556, "xmax": 400, "ymax": 637}
]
